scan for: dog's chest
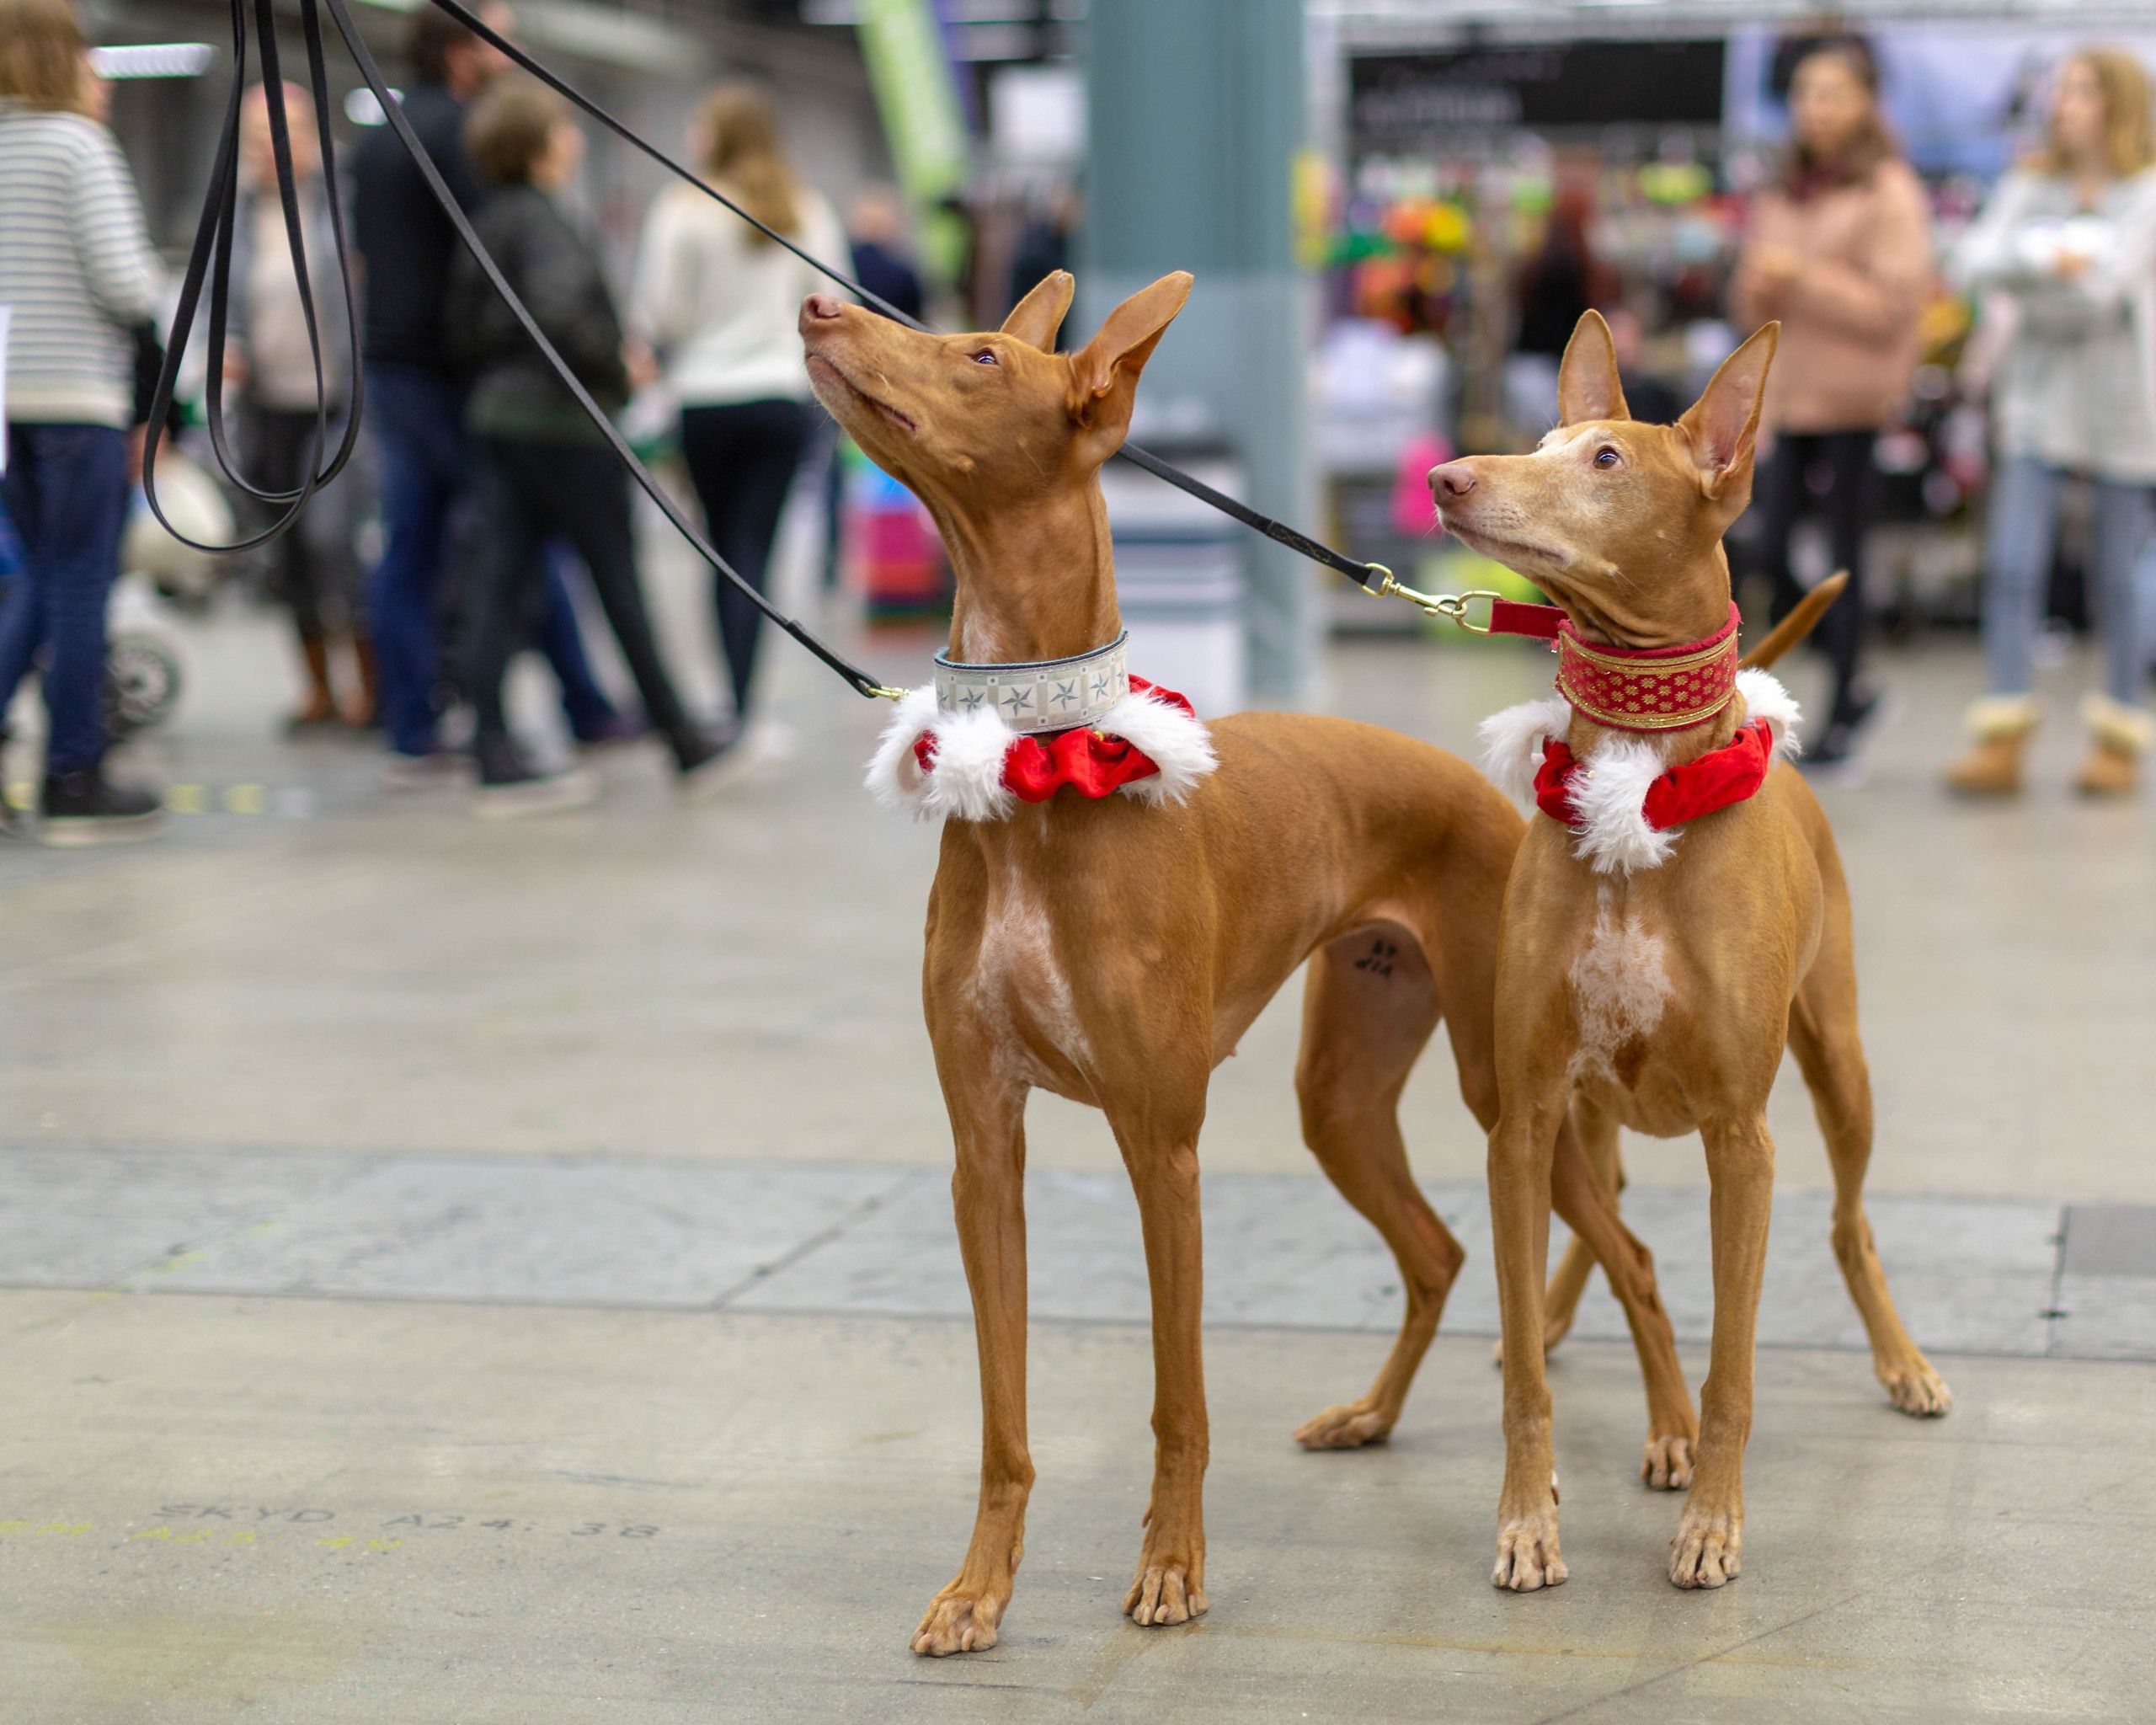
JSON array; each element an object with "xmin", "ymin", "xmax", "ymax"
[
  {"xmin": 1566, "ymin": 886, "xmax": 1673, "ymax": 1093},
  {"xmin": 970, "ymin": 869, "xmax": 1091, "ymax": 1079}
]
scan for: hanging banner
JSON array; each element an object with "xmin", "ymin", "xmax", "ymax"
[{"xmin": 854, "ymin": 0, "xmax": 970, "ymax": 281}]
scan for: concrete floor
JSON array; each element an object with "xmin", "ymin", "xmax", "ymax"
[
  {"xmin": 7, "ymin": 1302, "xmax": 2154, "ymax": 1723},
  {"xmin": 4, "ymin": 527, "xmax": 2155, "ymax": 1720}
]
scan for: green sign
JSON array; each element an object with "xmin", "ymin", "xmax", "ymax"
[{"xmin": 854, "ymin": 0, "xmax": 970, "ymax": 281}]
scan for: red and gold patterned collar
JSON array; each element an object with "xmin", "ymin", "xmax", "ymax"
[{"xmin": 1488, "ymin": 598, "xmax": 1742, "ymax": 734}]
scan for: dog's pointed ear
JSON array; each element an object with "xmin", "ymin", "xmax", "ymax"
[
  {"xmin": 1558, "ymin": 309, "xmax": 1630, "ymax": 425},
  {"xmin": 1070, "ymin": 271, "xmax": 1193, "ymax": 425},
  {"xmin": 1679, "ymin": 323, "xmax": 1779, "ymax": 499},
  {"xmin": 1001, "ymin": 270, "xmax": 1075, "ymax": 351}
]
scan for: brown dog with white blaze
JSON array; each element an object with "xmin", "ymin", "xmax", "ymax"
[
  {"xmin": 803, "ymin": 273, "xmax": 1699, "ymax": 1655},
  {"xmin": 1435, "ymin": 310, "xmax": 1951, "ymax": 1596}
]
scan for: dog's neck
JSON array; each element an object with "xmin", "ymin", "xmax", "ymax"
[
  {"xmin": 1562, "ymin": 546, "xmax": 1743, "ymax": 764},
  {"xmin": 932, "ymin": 482, "xmax": 1123, "ymax": 668},
  {"xmin": 1559, "ymin": 543, "xmax": 1733, "ymax": 654}
]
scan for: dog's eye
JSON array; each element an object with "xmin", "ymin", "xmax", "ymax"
[
  {"xmin": 969, "ymin": 349, "xmax": 999, "ymax": 366},
  {"xmin": 1593, "ymin": 446, "xmax": 1620, "ymax": 468}
]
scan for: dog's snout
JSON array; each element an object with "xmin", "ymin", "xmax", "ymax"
[
  {"xmin": 800, "ymin": 293, "xmax": 846, "ymax": 333},
  {"xmin": 1431, "ymin": 462, "xmax": 1476, "ymax": 500}
]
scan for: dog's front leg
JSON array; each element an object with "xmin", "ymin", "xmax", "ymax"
[
  {"xmin": 1106, "ymin": 1085, "xmax": 1210, "ymax": 1629},
  {"xmin": 1489, "ymin": 1094, "xmax": 1569, "ymax": 1592},
  {"xmin": 1669, "ymin": 1112, "xmax": 1775, "ymax": 1590},
  {"xmin": 912, "ymin": 1073, "xmax": 1033, "ymax": 1656}
]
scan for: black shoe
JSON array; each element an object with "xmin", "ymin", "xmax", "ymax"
[
  {"xmin": 572, "ymin": 709, "xmax": 648, "ymax": 750},
  {"xmin": 1800, "ymin": 689, "xmax": 1886, "ymax": 776},
  {"xmin": 673, "ymin": 719, "xmax": 752, "ymax": 799},
  {"xmin": 39, "ymin": 766, "xmax": 165, "ymax": 846},
  {"xmin": 471, "ymin": 734, "xmax": 598, "ymax": 820}
]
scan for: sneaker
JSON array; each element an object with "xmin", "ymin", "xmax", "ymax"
[
  {"xmin": 472, "ymin": 734, "xmax": 599, "ymax": 820},
  {"xmin": 39, "ymin": 766, "xmax": 165, "ymax": 846},
  {"xmin": 673, "ymin": 720, "xmax": 754, "ymax": 800},
  {"xmin": 382, "ymin": 749, "xmax": 470, "ymax": 793}
]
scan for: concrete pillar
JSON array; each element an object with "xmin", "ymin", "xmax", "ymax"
[{"xmin": 1080, "ymin": 0, "xmax": 1315, "ymax": 704}]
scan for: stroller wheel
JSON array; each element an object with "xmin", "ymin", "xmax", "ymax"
[{"xmin": 106, "ymin": 635, "xmax": 184, "ymax": 736}]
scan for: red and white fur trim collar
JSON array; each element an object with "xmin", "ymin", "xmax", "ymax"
[
  {"xmin": 1478, "ymin": 669, "xmax": 1802, "ymax": 874},
  {"xmin": 867, "ymin": 679, "xmax": 1218, "ymax": 823}
]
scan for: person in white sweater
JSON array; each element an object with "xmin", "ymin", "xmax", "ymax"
[
  {"xmin": 0, "ymin": 0, "xmax": 163, "ymax": 841},
  {"xmin": 1945, "ymin": 46, "xmax": 2156, "ymax": 798},
  {"xmin": 632, "ymin": 83, "xmax": 844, "ymax": 734}
]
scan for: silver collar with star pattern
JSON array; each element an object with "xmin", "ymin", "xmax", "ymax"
[{"xmin": 932, "ymin": 633, "xmax": 1129, "ymax": 735}]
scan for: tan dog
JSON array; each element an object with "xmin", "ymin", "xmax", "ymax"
[
  {"xmin": 1434, "ymin": 311, "xmax": 1950, "ymax": 1596},
  {"xmin": 804, "ymin": 275, "xmax": 1699, "ymax": 1655}
]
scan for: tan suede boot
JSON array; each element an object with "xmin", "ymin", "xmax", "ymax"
[
  {"xmin": 286, "ymin": 634, "xmax": 338, "ymax": 732},
  {"xmin": 2073, "ymin": 693, "xmax": 2153, "ymax": 798},
  {"xmin": 1945, "ymin": 696, "xmax": 2038, "ymax": 798}
]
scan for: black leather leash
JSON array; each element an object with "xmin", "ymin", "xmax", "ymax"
[{"xmin": 146, "ymin": 0, "xmax": 1396, "ymax": 709}]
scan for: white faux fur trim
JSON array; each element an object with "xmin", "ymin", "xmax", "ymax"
[
  {"xmin": 1476, "ymin": 680, "xmax": 1804, "ymax": 877},
  {"xmin": 1095, "ymin": 689, "xmax": 1219, "ymax": 807},
  {"xmin": 1477, "ymin": 697, "xmax": 1572, "ymax": 804},
  {"xmin": 1735, "ymin": 669, "xmax": 1803, "ymax": 760},
  {"xmin": 863, "ymin": 684, "xmax": 1216, "ymax": 822},
  {"xmin": 866, "ymin": 685, "xmax": 944, "ymax": 815},
  {"xmin": 1565, "ymin": 739, "xmax": 1678, "ymax": 874}
]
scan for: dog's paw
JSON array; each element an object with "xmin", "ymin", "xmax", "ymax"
[
  {"xmin": 1881, "ymin": 1359, "xmax": 1951, "ymax": 1418},
  {"xmin": 1492, "ymin": 1510, "xmax": 1567, "ymax": 1592},
  {"xmin": 1293, "ymin": 1399, "xmax": 1393, "ymax": 1450},
  {"xmin": 1123, "ymin": 1557, "xmax": 1207, "ymax": 1627},
  {"xmin": 1641, "ymin": 1433, "xmax": 1694, "ymax": 1491},
  {"xmin": 911, "ymin": 1586, "xmax": 1008, "ymax": 1657},
  {"xmin": 1668, "ymin": 1508, "xmax": 1742, "ymax": 1589}
]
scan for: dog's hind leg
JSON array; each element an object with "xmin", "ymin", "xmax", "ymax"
[
  {"xmin": 1547, "ymin": 1114, "xmax": 1696, "ymax": 1491},
  {"xmin": 912, "ymin": 1072, "xmax": 1035, "ymax": 1657},
  {"xmin": 1788, "ymin": 900, "xmax": 1951, "ymax": 1418},
  {"xmin": 1540, "ymin": 1098, "xmax": 1624, "ymax": 1354},
  {"xmin": 1290, "ymin": 926, "xmax": 1466, "ymax": 1451}
]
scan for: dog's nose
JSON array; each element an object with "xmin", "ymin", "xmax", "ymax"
[
  {"xmin": 800, "ymin": 293, "xmax": 846, "ymax": 332},
  {"xmin": 1431, "ymin": 462, "xmax": 1476, "ymax": 500}
]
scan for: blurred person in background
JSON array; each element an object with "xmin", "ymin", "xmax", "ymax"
[
  {"xmin": 1944, "ymin": 46, "xmax": 2156, "ymax": 798},
  {"xmin": 1007, "ymin": 184, "xmax": 1081, "ymax": 333},
  {"xmin": 819, "ymin": 185, "xmax": 925, "ymax": 589},
  {"xmin": 633, "ymin": 83, "xmax": 844, "ymax": 748},
  {"xmin": 351, "ymin": 3, "xmax": 627, "ymax": 787},
  {"xmin": 846, "ymin": 184, "xmax": 925, "ymax": 325},
  {"xmin": 1733, "ymin": 34, "xmax": 1933, "ymax": 770},
  {"xmin": 447, "ymin": 80, "xmax": 734, "ymax": 816},
  {"xmin": 227, "ymin": 81, "xmax": 373, "ymax": 733},
  {"xmin": 1508, "ymin": 178, "xmax": 1615, "ymax": 436},
  {"xmin": 0, "ymin": 0, "xmax": 163, "ymax": 842}
]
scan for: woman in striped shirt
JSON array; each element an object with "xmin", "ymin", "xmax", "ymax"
[{"xmin": 0, "ymin": 0, "xmax": 163, "ymax": 841}]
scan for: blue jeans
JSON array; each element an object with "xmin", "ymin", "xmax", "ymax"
[
  {"xmin": 0, "ymin": 422, "xmax": 129, "ymax": 774},
  {"xmin": 1983, "ymin": 454, "xmax": 2152, "ymax": 702},
  {"xmin": 364, "ymin": 364, "xmax": 616, "ymax": 756}
]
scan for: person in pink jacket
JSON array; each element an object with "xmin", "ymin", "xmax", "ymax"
[{"xmin": 1733, "ymin": 35, "xmax": 1935, "ymax": 769}]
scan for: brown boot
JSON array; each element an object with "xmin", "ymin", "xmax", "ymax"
[
  {"xmin": 286, "ymin": 634, "xmax": 338, "ymax": 732},
  {"xmin": 2073, "ymin": 694, "xmax": 2152, "ymax": 798},
  {"xmin": 341, "ymin": 634, "xmax": 381, "ymax": 729},
  {"xmin": 1945, "ymin": 696, "xmax": 2038, "ymax": 797}
]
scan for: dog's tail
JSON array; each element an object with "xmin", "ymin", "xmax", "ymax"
[{"xmin": 1739, "ymin": 570, "xmax": 1849, "ymax": 670}]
